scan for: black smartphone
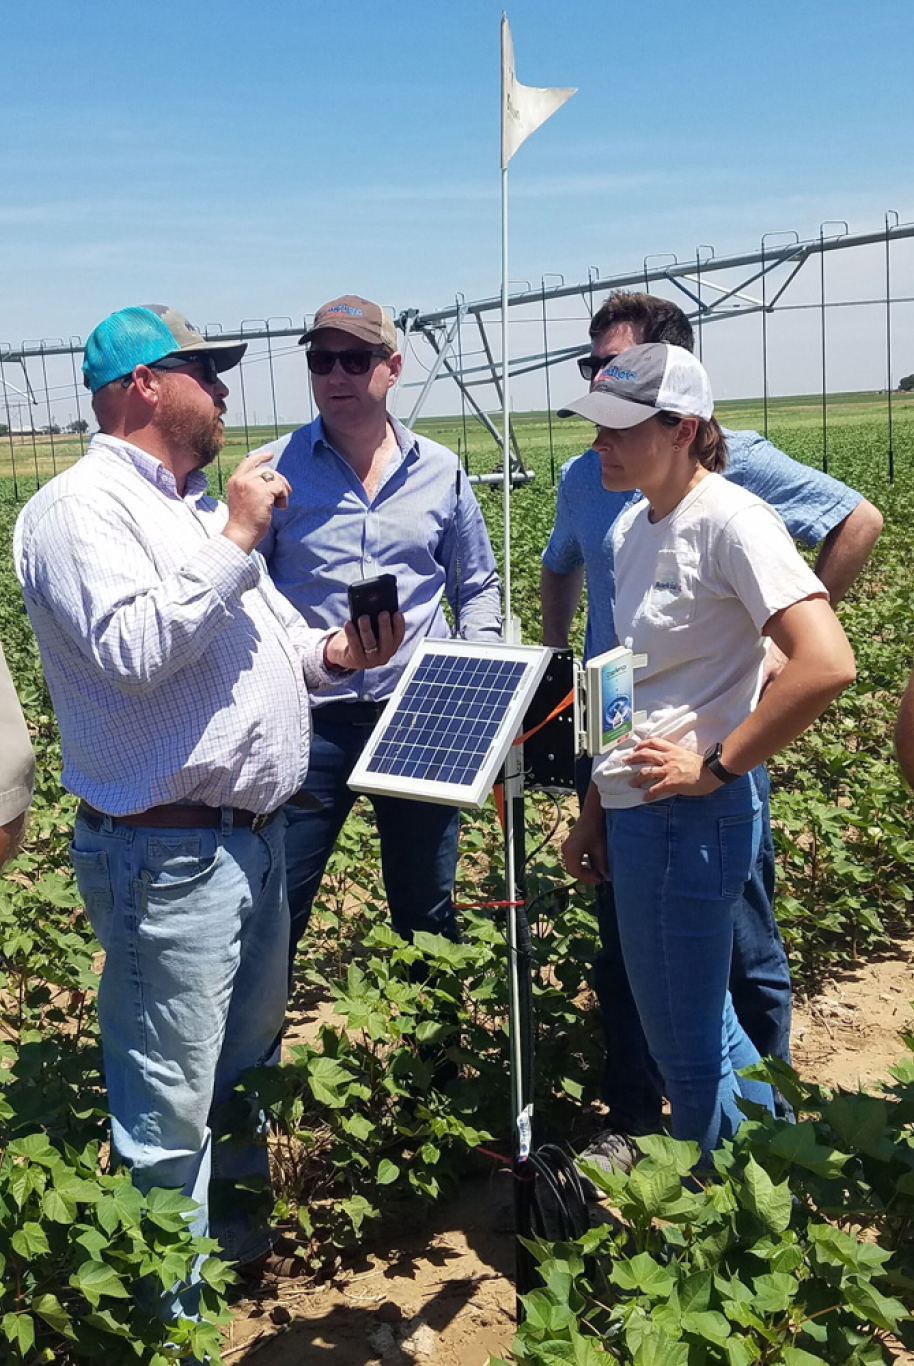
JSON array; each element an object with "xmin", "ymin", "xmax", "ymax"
[{"xmin": 347, "ymin": 574, "xmax": 399, "ymax": 644}]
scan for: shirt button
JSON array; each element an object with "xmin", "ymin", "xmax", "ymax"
[{"xmin": 365, "ymin": 554, "xmax": 373, "ymax": 562}]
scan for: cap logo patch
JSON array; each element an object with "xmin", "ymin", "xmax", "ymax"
[
  {"xmin": 601, "ymin": 363, "xmax": 637, "ymax": 382},
  {"xmin": 326, "ymin": 305, "xmax": 365, "ymax": 318}
]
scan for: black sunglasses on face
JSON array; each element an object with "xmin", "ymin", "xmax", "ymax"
[
  {"xmin": 573, "ymin": 352, "xmax": 617, "ymax": 385},
  {"xmin": 577, "ymin": 352, "xmax": 618, "ymax": 383},
  {"xmin": 306, "ymin": 347, "xmax": 388, "ymax": 376}
]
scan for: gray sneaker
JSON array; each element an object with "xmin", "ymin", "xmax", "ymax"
[{"xmin": 576, "ymin": 1128, "xmax": 640, "ymax": 1197}]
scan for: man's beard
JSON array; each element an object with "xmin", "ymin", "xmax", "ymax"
[{"xmin": 156, "ymin": 380, "xmax": 225, "ymax": 468}]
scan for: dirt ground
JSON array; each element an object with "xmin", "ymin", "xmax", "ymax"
[{"xmin": 224, "ymin": 935, "xmax": 914, "ymax": 1366}]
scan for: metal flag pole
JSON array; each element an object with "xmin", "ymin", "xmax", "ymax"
[{"xmin": 499, "ymin": 11, "xmax": 576, "ymax": 1308}]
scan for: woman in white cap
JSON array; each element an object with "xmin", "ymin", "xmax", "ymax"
[{"xmin": 561, "ymin": 343, "xmax": 855, "ymax": 1163}]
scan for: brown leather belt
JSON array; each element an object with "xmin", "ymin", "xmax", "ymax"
[{"xmin": 77, "ymin": 801, "xmax": 282, "ymax": 833}]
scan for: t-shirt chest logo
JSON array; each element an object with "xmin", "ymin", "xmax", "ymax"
[{"xmin": 653, "ymin": 576, "xmax": 682, "ymax": 594}]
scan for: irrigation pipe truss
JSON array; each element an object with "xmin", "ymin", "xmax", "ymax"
[{"xmin": 3, "ymin": 216, "xmax": 914, "ymax": 492}]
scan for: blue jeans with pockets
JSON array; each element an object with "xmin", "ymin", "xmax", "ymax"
[
  {"xmin": 69, "ymin": 809, "xmax": 289, "ymax": 1316},
  {"xmin": 605, "ymin": 775, "xmax": 775, "ymax": 1160}
]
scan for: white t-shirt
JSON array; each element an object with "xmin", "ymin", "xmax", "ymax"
[{"xmin": 593, "ymin": 472, "xmax": 826, "ymax": 809}]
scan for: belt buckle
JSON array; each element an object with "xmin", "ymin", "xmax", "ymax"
[{"xmin": 251, "ymin": 811, "xmax": 272, "ymax": 834}]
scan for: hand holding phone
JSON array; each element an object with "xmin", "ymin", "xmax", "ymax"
[{"xmin": 347, "ymin": 574, "xmax": 399, "ymax": 648}]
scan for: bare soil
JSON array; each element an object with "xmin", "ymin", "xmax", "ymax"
[{"xmin": 225, "ymin": 934, "xmax": 914, "ymax": 1366}]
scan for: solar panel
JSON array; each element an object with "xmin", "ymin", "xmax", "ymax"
[{"xmin": 348, "ymin": 640, "xmax": 551, "ymax": 808}]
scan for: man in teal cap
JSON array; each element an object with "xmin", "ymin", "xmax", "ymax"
[{"xmin": 15, "ymin": 304, "xmax": 403, "ymax": 1308}]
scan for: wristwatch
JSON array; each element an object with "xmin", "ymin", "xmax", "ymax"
[{"xmin": 702, "ymin": 743, "xmax": 741, "ymax": 784}]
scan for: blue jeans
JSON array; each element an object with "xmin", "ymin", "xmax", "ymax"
[
  {"xmin": 69, "ymin": 809, "xmax": 289, "ymax": 1312},
  {"xmin": 606, "ymin": 778, "xmax": 775, "ymax": 1159},
  {"xmin": 583, "ymin": 760, "xmax": 791, "ymax": 1134},
  {"xmin": 285, "ymin": 706, "xmax": 461, "ymax": 969}
]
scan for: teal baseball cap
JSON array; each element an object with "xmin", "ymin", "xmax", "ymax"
[{"xmin": 82, "ymin": 304, "xmax": 246, "ymax": 392}]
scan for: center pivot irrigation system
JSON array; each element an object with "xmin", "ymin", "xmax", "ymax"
[{"xmin": 2, "ymin": 215, "xmax": 913, "ymax": 500}]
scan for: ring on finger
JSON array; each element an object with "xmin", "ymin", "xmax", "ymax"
[{"xmin": 260, "ymin": 470, "xmax": 277, "ymax": 483}]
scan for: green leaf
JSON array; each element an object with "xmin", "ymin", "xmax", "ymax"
[
  {"xmin": 636, "ymin": 1134, "xmax": 701, "ymax": 1175},
  {"xmin": 841, "ymin": 1276, "xmax": 907, "ymax": 1332},
  {"xmin": 342, "ymin": 1112, "xmax": 374, "ymax": 1142},
  {"xmin": 741, "ymin": 1156, "xmax": 792, "ymax": 1233},
  {"xmin": 112, "ymin": 1181, "xmax": 145, "ymax": 1228},
  {"xmin": 42, "ymin": 1186, "xmax": 77, "ymax": 1223},
  {"xmin": 680, "ymin": 1309, "xmax": 730, "ymax": 1342},
  {"xmin": 70, "ymin": 1259, "xmax": 131, "ymax": 1305},
  {"xmin": 611, "ymin": 1253, "xmax": 676, "ymax": 1298},
  {"xmin": 768, "ymin": 1120, "xmax": 851, "ymax": 1177},
  {"xmin": 11, "ymin": 1220, "xmax": 51, "ymax": 1258},
  {"xmin": 1, "ymin": 1311, "xmax": 35, "ymax": 1356},
  {"xmin": 307, "ymin": 1056, "xmax": 353, "ymax": 1108},
  {"xmin": 7, "ymin": 1133, "xmax": 61, "ymax": 1166},
  {"xmin": 377, "ymin": 1159, "xmax": 400, "ymax": 1185},
  {"xmin": 823, "ymin": 1093, "xmax": 895, "ymax": 1160},
  {"xmin": 32, "ymin": 1293, "xmax": 74, "ymax": 1337},
  {"xmin": 750, "ymin": 1272, "xmax": 795, "ymax": 1315},
  {"xmin": 782, "ymin": 1351, "xmax": 827, "ymax": 1366}
]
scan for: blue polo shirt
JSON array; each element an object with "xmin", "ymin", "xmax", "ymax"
[{"xmin": 541, "ymin": 427, "xmax": 863, "ymax": 662}]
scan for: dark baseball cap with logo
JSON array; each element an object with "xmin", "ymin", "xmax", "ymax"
[
  {"xmin": 82, "ymin": 304, "xmax": 247, "ymax": 393},
  {"xmin": 299, "ymin": 295, "xmax": 398, "ymax": 352},
  {"xmin": 558, "ymin": 342, "xmax": 714, "ymax": 429}
]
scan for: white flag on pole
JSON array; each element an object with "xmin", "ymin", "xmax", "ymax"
[{"xmin": 500, "ymin": 12, "xmax": 576, "ymax": 169}]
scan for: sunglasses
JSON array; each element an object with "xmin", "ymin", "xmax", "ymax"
[
  {"xmin": 121, "ymin": 353, "xmax": 221, "ymax": 387},
  {"xmin": 306, "ymin": 347, "xmax": 388, "ymax": 376},
  {"xmin": 577, "ymin": 352, "xmax": 618, "ymax": 383},
  {"xmin": 150, "ymin": 353, "xmax": 221, "ymax": 385}
]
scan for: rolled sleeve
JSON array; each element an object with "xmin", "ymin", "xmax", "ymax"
[
  {"xmin": 724, "ymin": 430, "xmax": 863, "ymax": 546},
  {"xmin": 542, "ymin": 473, "xmax": 585, "ymax": 574}
]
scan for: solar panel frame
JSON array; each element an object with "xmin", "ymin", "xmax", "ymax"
[{"xmin": 348, "ymin": 639, "xmax": 551, "ymax": 808}]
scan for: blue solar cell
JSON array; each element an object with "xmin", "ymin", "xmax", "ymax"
[{"xmin": 364, "ymin": 653, "xmax": 529, "ymax": 787}]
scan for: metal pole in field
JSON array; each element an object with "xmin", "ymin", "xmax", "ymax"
[
  {"xmin": 587, "ymin": 266, "xmax": 599, "ymax": 317},
  {"xmin": 455, "ymin": 295, "xmax": 470, "ymax": 474},
  {"xmin": 818, "ymin": 221, "xmax": 848, "ymax": 474},
  {"xmin": 0, "ymin": 350, "xmax": 21, "ymax": 502},
  {"xmin": 759, "ymin": 232, "xmax": 798, "ymax": 439},
  {"xmin": 541, "ymin": 273, "xmax": 563, "ymax": 486},
  {"xmin": 885, "ymin": 211, "xmax": 898, "ymax": 485},
  {"xmin": 266, "ymin": 318, "xmax": 292, "ymax": 439},
  {"xmin": 38, "ymin": 341, "xmax": 62, "ymax": 476},
  {"xmin": 67, "ymin": 338, "xmax": 87, "ymax": 458},
  {"xmin": 695, "ymin": 247, "xmax": 714, "ymax": 364}
]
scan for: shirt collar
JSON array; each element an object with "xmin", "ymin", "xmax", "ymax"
[
  {"xmin": 90, "ymin": 433, "xmax": 211, "ymax": 503},
  {"xmin": 309, "ymin": 413, "xmax": 419, "ymax": 467}
]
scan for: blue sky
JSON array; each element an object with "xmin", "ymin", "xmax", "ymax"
[{"xmin": 2, "ymin": 0, "xmax": 914, "ymax": 422}]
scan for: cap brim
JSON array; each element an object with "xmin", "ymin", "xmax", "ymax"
[
  {"xmin": 172, "ymin": 340, "xmax": 247, "ymax": 372},
  {"xmin": 557, "ymin": 391, "xmax": 660, "ymax": 428}
]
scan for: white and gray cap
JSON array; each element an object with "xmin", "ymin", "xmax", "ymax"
[{"xmin": 558, "ymin": 342, "xmax": 714, "ymax": 429}]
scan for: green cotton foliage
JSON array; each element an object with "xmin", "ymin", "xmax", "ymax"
[
  {"xmin": 502, "ymin": 1054, "xmax": 914, "ymax": 1365},
  {"xmin": 3, "ymin": 416, "xmax": 914, "ymax": 1354}
]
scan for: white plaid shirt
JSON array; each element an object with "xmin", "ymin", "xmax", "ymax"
[{"xmin": 14, "ymin": 435, "xmax": 338, "ymax": 815}]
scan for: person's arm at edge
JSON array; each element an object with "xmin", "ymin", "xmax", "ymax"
[
  {"xmin": 541, "ymin": 564, "xmax": 585, "ymax": 648},
  {"xmin": 629, "ymin": 596, "xmax": 855, "ymax": 799},
  {"xmin": 894, "ymin": 664, "xmax": 914, "ymax": 791},
  {"xmin": 812, "ymin": 498, "xmax": 884, "ymax": 604},
  {"xmin": 0, "ymin": 645, "xmax": 34, "ymax": 868},
  {"xmin": 443, "ymin": 472, "xmax": 502, "ymax": 640}
]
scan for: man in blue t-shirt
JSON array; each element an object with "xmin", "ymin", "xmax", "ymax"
[{"xmin": 542, "ymin": 291, "xmax": 883, "ymax": 1174}]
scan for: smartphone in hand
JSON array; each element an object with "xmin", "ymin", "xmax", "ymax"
[{"xmin": 347, "ymin": 574, "xmax": 399, "ymax": 645}]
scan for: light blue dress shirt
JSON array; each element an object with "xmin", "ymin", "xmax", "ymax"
[
  {"xmin": 541, "ymin": 427, "xmax": 863, "ymax": 662},
  {"xmin": 257, "ymin": 415, "xmax": 502, "ymax": 704}
]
